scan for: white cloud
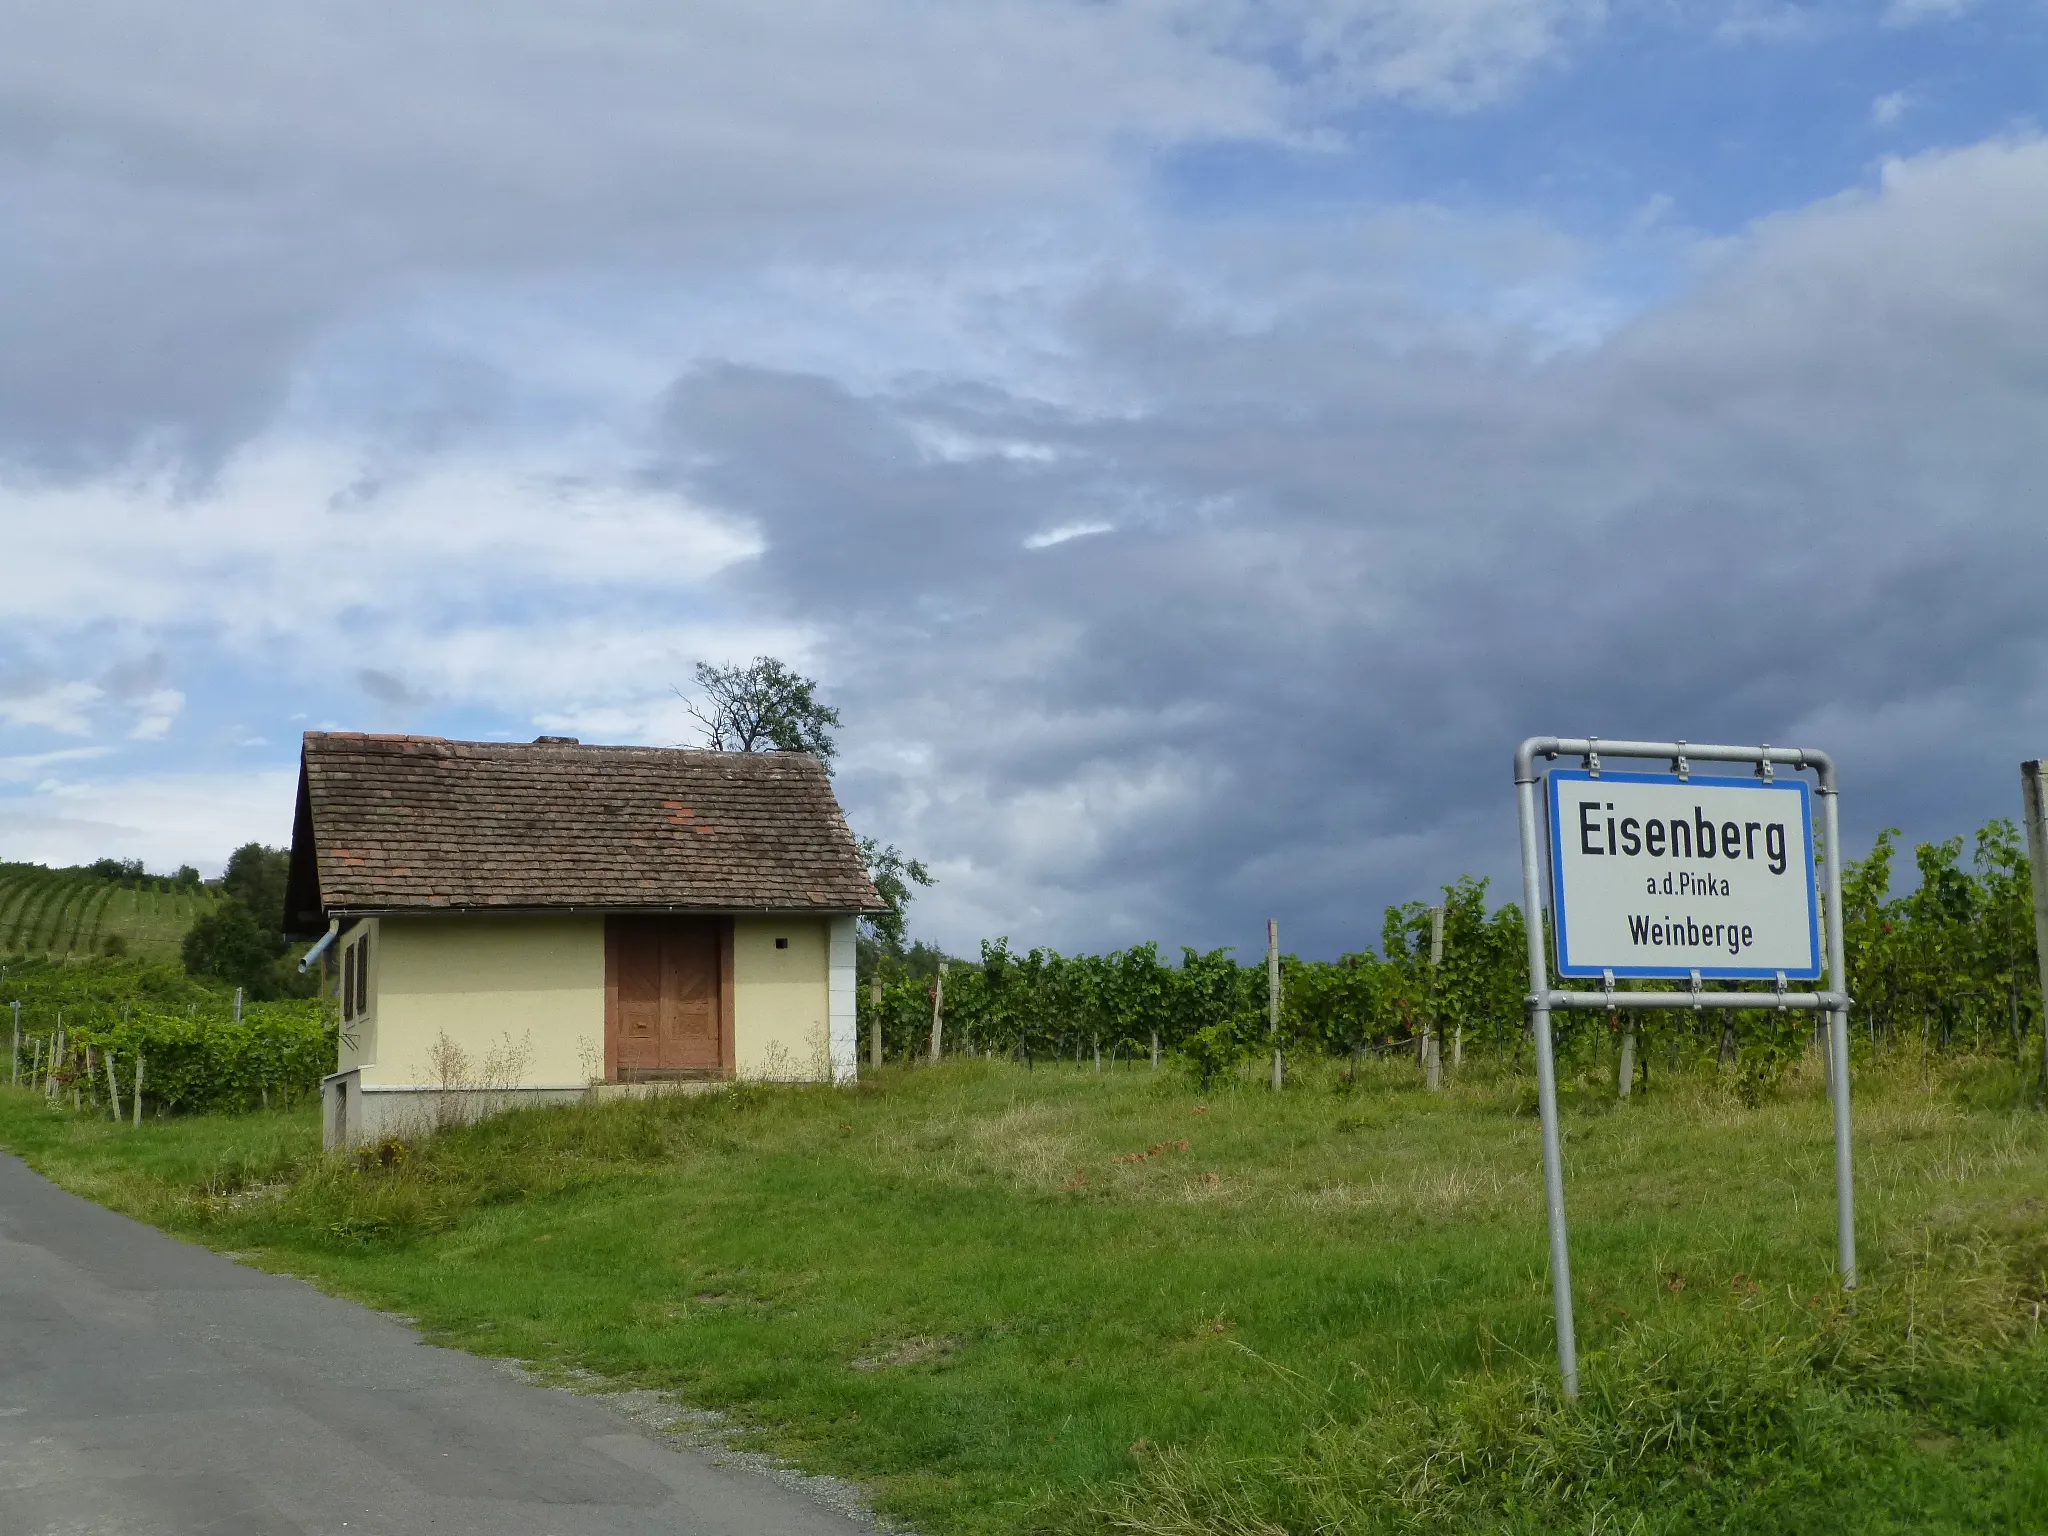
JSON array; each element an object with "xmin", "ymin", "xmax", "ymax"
[
  {"xmin": 1206, "ymin": 0, "xmax": 1598, "ymax": 111},
  {"xmin": 1024, "ymin": 522, "xmax": 1116, "ymax": 550},
  {"xmin": 0, "ymin": 0, "xmax": 1611, "ymax": 471},
  {"xmin": 0, "ymin": 747, "xmax": 114, "ymax": 783},
  {"xmin": 0, "ymin": 2, "xmax": 1585, "ymax": 227},
  {"xmin": 0, "ymin": 3, "xmax": 1269, "ymax": 231},
  {"xmin": 911, "ymin": 420, "xmax": 1065, "ymax": 466},
  {"xmin": 0, "ymin": 681, "xmax": 102, "ymax": 736},
  {"xmin": 0, "ymin": 669, "xmax": 182, "ymax": 746},
  {"xmin": 1712, "ymin": 2, "xmax": 1823, "ymax": 44},
  {"xmin": 129, "ymin": 688, "xmax": 184, "ymax": 741},
  {"xmin": 0, "ymin": 767, "xmax": 298, "ymax": 872},
  {"xmin": 1871, "ymin": 90, "xmax": 1911, "ymax": 128},
  {"xmin": 1884, "ymin": 0, "xmax": 1974, "ymax": 26},
  {"xmin": 386, "ymin": 616, "xmax": 820, "ymax": 734},
  {"xmin": 0, "ymin": 436, "xmax": 795, "ymax": 769},
  {"xmin": 0, "ymin": 440, "xmax": 761, "ymax": 651}
]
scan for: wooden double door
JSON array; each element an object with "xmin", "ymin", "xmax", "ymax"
[{"xmin": 605, "ymin": 916, "xmax": 733, "ymax": 1080}]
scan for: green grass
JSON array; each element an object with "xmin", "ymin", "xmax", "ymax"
[
  {"xmin": 1, "ymin": 1054, "xmax": 2044, "ymax": 1534},
  {"xmin": 0, "ymin": 864, "xmax": 219, "ymax": 963}
]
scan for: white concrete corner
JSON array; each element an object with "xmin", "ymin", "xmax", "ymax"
[{"xmin": 828, "ymin": 915, "xmax": 858, "ymax": 1084}]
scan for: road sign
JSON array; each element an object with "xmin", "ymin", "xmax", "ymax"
[
  {"xmin": 1547, "ymin": 769, "xmax": 1818, "ymax": 980},
  {"xmin": 1515, "ymin": 738, "xmax": 1855, "ymax": 1403}
]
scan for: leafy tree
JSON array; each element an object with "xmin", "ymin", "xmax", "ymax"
[
  {"xmin": 1840, "ymin": 827, "xmax": 1900, "ymax": 1044},
  {"xmin": 219, "ymin": 843, "xmax": 290, "ymax": 933},
  {"xmin": 1380, "ymin": 877, "xmax": 1528, "ymax": 1059},
  {"xmin": 181, "ymin": 843, "xmax": 313, "ymax": 1000},
  {"xmin": 684, "ymin": 656, "xmax": 940, "ymax": 958},
  {"xmin": 1283, "ymin": 948, "xmax": 1386, "ymax": 1059},
  {"xmin": 859, "ymin": 836, "xmax": 934, "ymax": 955},
  {"xmin": 1971, "ymin": 820, "xmax": 2037, "ymax": 1063},
  {"xmin": 181, "ymin": 899, "xmax": 287, "ymax": 998},
  {"xmin": 683, "ymin": 657, "xmax": 842, "ymax": 767},
  {"xmin": 1841, "ymin": 820, "xmax": 2040, "ymax": 1076}
]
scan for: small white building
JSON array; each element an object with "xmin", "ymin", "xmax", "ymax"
[{"xmin": 285, "ymin": 732, "xmax": 882, "ymax": 1148}]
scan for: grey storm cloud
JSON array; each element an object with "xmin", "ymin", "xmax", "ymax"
[{"xmin": 651, "ymin": 140, "xmax": 2048, "ymax": 953}]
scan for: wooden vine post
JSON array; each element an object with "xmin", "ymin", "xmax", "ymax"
[
  {"xmin": 1268, "ymin": 919, "xmax": 1283, "ymax": 1091},
  {"xmin": 1425, "ymin": 905, "xmax": 1444, "ymax": 1091},
  {"xmin": 2021, "ymin": 761, "xmax": 2048, "ymax": 1107},
  {"xmin": 928, "ymin": 961, "xmax": 947, "ymax": 1062}
]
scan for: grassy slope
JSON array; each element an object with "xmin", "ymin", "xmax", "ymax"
[{"xmin": 1, "ymin": 1057, "xmax": 2044, "ymax": 1534}]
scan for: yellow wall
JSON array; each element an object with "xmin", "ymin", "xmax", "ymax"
[
  {"xmin": 733, "ymin": 916, "xmax": 831, "ymax": 1080},
  {"xmin": 362, "ymin": 915, "xmax": 604, "ymax": 1089}
]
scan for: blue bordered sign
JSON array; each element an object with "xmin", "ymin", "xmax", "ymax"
[{"xmin": 1547, "ymin": 769, "xmax": 1820, "ymax": 980}]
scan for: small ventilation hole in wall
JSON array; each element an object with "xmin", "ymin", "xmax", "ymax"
[{"xmin": 775, "ymin": 937, "xmax": 789, "ymax": 949}]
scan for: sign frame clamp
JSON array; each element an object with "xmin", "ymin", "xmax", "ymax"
[{"xmin": 1514, "ymin": 736, "xmax": 1854, "ymax": 1401}]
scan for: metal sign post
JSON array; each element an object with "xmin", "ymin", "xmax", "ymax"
[
  {"xmin": 1515, "ymin": 737, "xmax": 1854, "ymax": 1399},
  {"xmin": 2019, "ymin": 762, "xmax": 2048, "ymax": 1101}
]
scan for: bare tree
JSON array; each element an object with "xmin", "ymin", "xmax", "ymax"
[{"xmin": 682, "ymin": 657, "xmax": 842, "ymax": 768}]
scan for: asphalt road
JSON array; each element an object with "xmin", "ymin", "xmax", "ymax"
[{"xmin": 0, "ymin": 1152, "xmax": 873, "ymax": 1535}]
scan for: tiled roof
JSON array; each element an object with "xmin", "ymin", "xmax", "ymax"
[{"xmin": 285, "ymin": 733, "xmax": 883, "ymax": 929}]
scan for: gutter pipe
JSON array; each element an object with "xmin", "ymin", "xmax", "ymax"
[{"xmin": 298, "ymin": 920, "xmax": 340, "ymax": 974}]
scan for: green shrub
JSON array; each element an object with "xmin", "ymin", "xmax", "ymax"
[
  {"xmin": 25, "ymin": 1007, "xmax": 334, "ymax": 1114},
  {"xmin": 5, "ymin": 957, "xmax": 333, "ymax": 1113},
  {"xmin": 1176, "ymin": 1019, "xmax": 1256, "ymax": 1089}
]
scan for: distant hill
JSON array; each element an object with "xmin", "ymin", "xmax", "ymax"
[{"xmin": 0, "ymin": 863, "xmax": 221, "ymax": 965}]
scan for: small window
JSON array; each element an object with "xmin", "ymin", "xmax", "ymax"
[
  {"xmin": 356, "ymin": 932, "xmax": 371, "ymax": 1015},
  {"xmin": 775, "ymin": 936, "xmax": 789, "ymax": 949},
  {"xmin": 342, "ymin": 942, "xmax": 357, "ymax": 1021}
]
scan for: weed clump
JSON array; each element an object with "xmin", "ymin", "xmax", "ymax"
[{"xmin": 1097, "ymin": 1225, "xmax": 2048, "ymax": 1535}]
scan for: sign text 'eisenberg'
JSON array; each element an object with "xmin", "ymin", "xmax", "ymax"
[{"xmin": 1547, "ymin": 769, "xmax": 1820, "ymax": 980}]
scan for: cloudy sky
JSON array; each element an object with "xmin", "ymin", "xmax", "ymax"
[{"xmin": 3, "ymin": 0, "xmax": 2046, "ymax": 956}]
